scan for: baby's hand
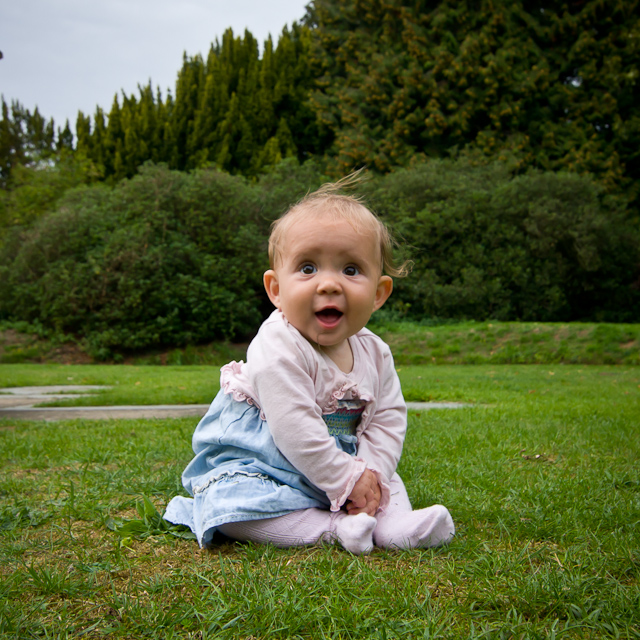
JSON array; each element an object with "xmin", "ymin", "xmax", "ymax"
[{"xmin": 346, "ymin": 469, "xmax": 381, "ymax": 516}]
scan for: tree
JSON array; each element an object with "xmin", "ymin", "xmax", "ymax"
[
  {"xmin": 306, "ymin": 0, "xmax": 640, "ymax": 204},
  {"xmin": 70, "ymin": 24, "xmax": 326, "ymax": 181},
  {"xmin": 0, "ymin": 153, "xmax": 97, "ymax": 236},
  {"xmin": 0, "ymin": 99, "xmax": 58, "ymax": 185}
]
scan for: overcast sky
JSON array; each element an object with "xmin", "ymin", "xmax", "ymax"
[{"xmin": 1, "ymin": 0, "xmax": 310, "ymax": 134}]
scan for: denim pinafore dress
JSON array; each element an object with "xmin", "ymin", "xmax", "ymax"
[{"xmin": 164, "ymin": 390, "xmax": 364, "ymax": 547}]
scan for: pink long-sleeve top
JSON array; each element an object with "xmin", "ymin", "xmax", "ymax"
[{"xmin": 220, "ymin": 310, "xmax": 407, "ymax": 511}]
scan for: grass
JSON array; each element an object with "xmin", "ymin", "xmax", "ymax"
[
  {"xmin": 1, "ymin": 362, "xmax": 639, "ymax": 638},
  {"xmin": 1, "ymin": 363, "xmax": 639, "ymax": 411},
  {"xmin": 0, "ymin": 363, "xmax": 221, "ymax": 406},
  {"xmin": 370, "ymin": 320, "xmax": 640, "ymax": 366},
  {"xmin": 2, "ymin": 321, "xmax": 639, "ymax": 366}
]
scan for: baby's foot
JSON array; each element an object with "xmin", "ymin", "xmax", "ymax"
[
  {"xmin": 335, "ymin": 512, "xmax": 377, "ymax": 554},
  {"xmin": 374, "ymin": 505, "xmax": 455, "ymax": 549}
]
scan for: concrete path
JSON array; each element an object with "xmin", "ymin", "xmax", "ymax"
[
  {"xmin": 0, "ymin": 385, "xmax": 110, "ymax": 408},
  {"xmin": 0, "ymin": 386, "xmax": 470, "ymax": 421}
]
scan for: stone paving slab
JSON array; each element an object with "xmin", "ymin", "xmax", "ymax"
[
  {"xmin": 0, "ymin": 385, "xmax": 110, "ymax": 409},
  {"xmin": 0, "ymin": 386, "xmax": 470, "ymax": 421},
  {"xmin": 0, "ymin": 405, "xmax": 211, "ymax": 421},
  {"xmin": 0, "ymin": 385, "xmax": 110, "ymax": 395}
]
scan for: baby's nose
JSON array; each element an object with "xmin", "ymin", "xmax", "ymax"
[{"xmin": 316, "ymin": 273, "xmax": 342, "ymax": 293}]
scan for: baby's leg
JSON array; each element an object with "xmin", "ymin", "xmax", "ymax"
[
  {"xmin": 373, "ymin": 474, "xmax": 455, "ymax": 549},
  {"xmin": 217, "ymin": 508, "xmax": 376, "ymax": 555}
]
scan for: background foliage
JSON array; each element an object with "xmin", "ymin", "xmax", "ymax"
[
  {"xmin": 309, "ymin": 0, "xmax": 640, "ymax": 204},
  {"xmin": 1, "ymin": 158, "xmax": 637, "ymax": 357},
  {"xmin": 0, "ymin": 165, "xmax": 264, "ymax": 357},
  {"xmin": 1, "ymin": 0, "xmax": 638, "ymax": 201},
  {"xmin": 1, "ymin": 0, "xmax": 639, "ymax": 354},
  {"xmin": 366, "ymin": 158, "xmax": 640, "ymax": 322}
]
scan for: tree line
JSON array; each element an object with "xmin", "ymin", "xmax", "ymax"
[
  {"xmin": 0, "ymin": 0, "xmax": 638, "ymax": 351},
  {"xmin": 1, "ymin": 24, "xmax": 321, "ymax": 186},
  {"xmin": 2, "ymin": 0, "xmax": 638, "ymax": 201}
]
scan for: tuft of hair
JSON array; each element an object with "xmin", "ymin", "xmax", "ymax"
[{"xmin": 268, "ymin": 170, "xmax": 411, "ymax": 277}]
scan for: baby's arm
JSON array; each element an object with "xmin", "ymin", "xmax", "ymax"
[
  {"xmin": 354, "ymin": 345, "xmax": 407, "ymax": 482},
  {"xmin": 345, "ymin": 468, "xmax": 382, "ymax": 516}
]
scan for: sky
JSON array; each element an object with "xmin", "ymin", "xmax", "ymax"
[{"xmin": 0, "ymin": 0, "xmax": 310, "ymax": 134}]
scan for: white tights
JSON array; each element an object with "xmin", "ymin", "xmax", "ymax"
[{"xmin": 217, "ymin": 474, "xmax": 454, "ymax": 554}]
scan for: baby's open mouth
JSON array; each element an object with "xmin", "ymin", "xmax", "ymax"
[{"xmin": 316, "ymin": 308, "xmax": 343, "ymax": 326}]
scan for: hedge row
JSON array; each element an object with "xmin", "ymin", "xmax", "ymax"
[{"xmin": 0, "ymin": 158, "xmax": 637, "ymax": 357}]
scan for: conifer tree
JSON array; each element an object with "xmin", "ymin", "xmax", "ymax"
[
  {"xmin": 91, "ymin": 107, "xmax": 107, "ymax": 175},
  {"xmin": 0, "ymin": 100, "xmax": 59, "ymax": 184},
  {"xmin": 0, "ymin": 99, "xmax": 19, "ymax": 185},
  {"xmin": 172, "ymin": 53, "xmax": 205, "ymax": 171},
  {"xmin": 307, "ymin": 0, "xmax": 640, "ymax": 201},
  {"xmin": 75, "ymin": 111, "xmax": 92, "ymax": 159},
  {"xmin": 105, "ymin": 96, "xmax": 124, "ymax": 179},
  {"xmin": 57, "ymin": 121, "xmax": 74, "ymax": 152}
]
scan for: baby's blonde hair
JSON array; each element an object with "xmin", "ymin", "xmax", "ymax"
[{"xmin": 268, "ymin": 173, "xmax": 410, "ymax": 277}]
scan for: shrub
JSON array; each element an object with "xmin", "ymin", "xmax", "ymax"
[
  {"xmin": 1, "ymin": 158, "xmax": 638, "ymax": 356},
  {"xmin": 0, "ymin": 164, "xmax": 267, "ymax": 357},
  {"xmin": 368, "ymin": 159, "xmax": 640, "ymax": 322}
]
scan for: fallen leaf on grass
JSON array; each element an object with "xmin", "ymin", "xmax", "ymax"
[{"xmin": 521, "ymin": 453, "xmax": 553, "ymax": 463}]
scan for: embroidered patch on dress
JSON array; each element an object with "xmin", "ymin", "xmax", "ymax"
[{"xmin": 322, "ymin": 399, "xmax": 366, "ymax": 436}]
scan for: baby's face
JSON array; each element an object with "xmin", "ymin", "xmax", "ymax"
[{"xmin": 264, "ymin": 215, "xmax": 392, "ymax": 353}]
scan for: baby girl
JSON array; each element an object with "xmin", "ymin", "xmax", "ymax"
[{"xmin": 164, "ymin": 176, "xmax": 455, "ymax": 553}]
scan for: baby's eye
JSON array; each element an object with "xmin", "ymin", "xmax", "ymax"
[
  {"xmin": 300, "ymin": 263, "xmax": 317, "ymax": 275},
  {"xmin": 343, "ymin": 265, "xmax": 360, "ymax": 276}
]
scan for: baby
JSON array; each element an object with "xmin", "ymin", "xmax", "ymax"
[{"xmin": 164, "ymin": 177, "xmax": 455, "ymax": 553}]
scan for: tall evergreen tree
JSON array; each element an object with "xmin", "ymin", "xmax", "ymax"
[
  {"xmin": 0, "ymin": 99, "xmax": 58, "ymax": 184},
  {"xmin": 172, "ymin": 53, "xmax": 205, "ymax": 171},
  {"xmin": 0, "ymin": 99, "xmax": 19, "ymax": 186},
  {"xmin": 70, "ymin": 24, "xmax": 324, "ymax": 181},
  {"xmin": 306, "ymin": 0, "xmax": 640, "ymax": 202},
  {"xmin": 57, "ymin": 121, "xmax": 74, "ymax": 152},
  {"xmin": 75, "ymin": 111, "xmax": 92, "ymax": 159}
]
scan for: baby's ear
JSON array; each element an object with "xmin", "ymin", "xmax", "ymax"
[
  {"xmin": 263, "ymin": 270, "xmax": 281, "ymax": 309},
  {"xmin": 373, "ymin": 275, "xmax": 393, "ymax": 311}
]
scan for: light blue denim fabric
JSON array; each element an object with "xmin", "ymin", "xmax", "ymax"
[{"xmin": 164, "ymin": 389, "xmax": 358, "ymax": 547}]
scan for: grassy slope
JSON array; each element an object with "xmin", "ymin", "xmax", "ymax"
[
  {"xmin": 371, "ymin": 320, "xmax": 640, "ymax": 366},
  {"xmin": 1, "ymin": 360, "xmax": 639, "ymax": 637},
  {"xmin": 2, "ymin": 321, "xmax": 639, "ymax": 367}
]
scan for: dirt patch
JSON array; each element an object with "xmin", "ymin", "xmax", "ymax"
[
  {"xmin": 0, "ymin": 329, "xmax": 93, "ymax": 364},
  {"xmin": 553, "ymin": 325, "xmax": 571, "ymax": 341},
  {"xmin": 44, "ymin": 343, "xmax": 93, "ymax": 364}
]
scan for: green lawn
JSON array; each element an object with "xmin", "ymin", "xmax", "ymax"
[
  {"xmin": 0, "ymin": 363, "xmax": 221, "ymax": 406},
  {"xmin": 1, "ymin": 362, "xmax": 638, "ymax": 409},
  {"xmin": 1, "ymin": 363, "xmax": 639, "ymax": 638}
]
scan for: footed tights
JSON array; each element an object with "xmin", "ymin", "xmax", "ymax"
[{"xmin": 217, "ymin": 474, "xmax": 454, "ymax": 554}]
